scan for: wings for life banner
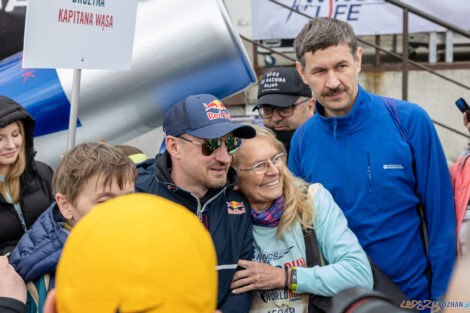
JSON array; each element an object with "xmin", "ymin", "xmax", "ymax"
[{"xmin": 252, "ymin": 0, "xmax": 470, "ymax": 40}]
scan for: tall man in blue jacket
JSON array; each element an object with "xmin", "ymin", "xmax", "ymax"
[
  {"xmin": 289, "ymin": 17, "xmax": 456, "ymax": 302},
  {"xmin": 136, "ymin": 94, "xmax": 256, "ymax": 313}
]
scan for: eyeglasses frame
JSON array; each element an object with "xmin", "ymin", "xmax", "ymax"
[
  {"xmin": 238, "ymin": 152, "xmax": 287, "ymax": 175},
  {"xmin": 257, "ymin": 98, "xmax": 311, "ymax": 119}
]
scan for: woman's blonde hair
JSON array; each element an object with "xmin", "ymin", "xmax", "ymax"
[
  {"xmin": 0, "ymin": 121, "xmax": 26, "ymax": 203},
  {"xmin": 234, "ymin": 126, "xmax": 314, "ymax": 237}
]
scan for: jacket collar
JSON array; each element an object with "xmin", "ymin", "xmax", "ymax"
[
  {"xmin": 461, "ymin": 145, "xmax": 470, "ymax": 168},
  {"xmin": 315, "ymin": 85, "xmax": 371, "ymax": 136}
]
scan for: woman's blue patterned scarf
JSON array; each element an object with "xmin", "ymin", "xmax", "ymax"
[{"xmin": 251, "ymin": 196, "xmax": 284, "ymax": 227}]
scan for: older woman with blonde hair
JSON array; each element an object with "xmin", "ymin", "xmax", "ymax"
[
  {"xmin": 231, "ymin": 126, "xmax": 372, "ymax": 312},
  {"xmin": 0, "ymin": 96, "xmax": 54, "ymax": 255}
]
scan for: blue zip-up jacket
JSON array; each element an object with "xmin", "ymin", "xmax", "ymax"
[
  {"xmin": 9, "ymin": 202, "xmax": 69, "ymax": 313},
  {"xmin": 136, "ymin": 152, "xmax": 253, "ymax": 313},
  {"xmin": 288, "ymin": 85, "xmax": 456, "ymax": 301},
  {"xmin": 10, "ymin": 202, "xmax": 67, "ymax": 284}
]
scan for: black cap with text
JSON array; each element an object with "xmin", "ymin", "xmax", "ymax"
[{"xmin": 255, "ymin": 67, "xmax": 311, "ymax": 110}]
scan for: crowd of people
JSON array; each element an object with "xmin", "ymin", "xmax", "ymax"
[{"xmin": 0, "ymin": 17, "xmax": 467, "ymax": 313}]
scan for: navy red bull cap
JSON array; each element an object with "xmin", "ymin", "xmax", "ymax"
[{"xmin": 163, "ymin": 94, "xmax": 256, "ymax": 139}]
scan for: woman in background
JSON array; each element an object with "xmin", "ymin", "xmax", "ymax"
[{"xmin": 0, "ymin": 95, "xmax": 53, "ymax": 255}]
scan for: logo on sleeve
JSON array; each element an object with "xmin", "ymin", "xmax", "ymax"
[{"xmin": 227, "ymin": 201, "xmax": 246, "ymax": 214}]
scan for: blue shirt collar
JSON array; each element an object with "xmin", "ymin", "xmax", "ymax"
[{"xmin": 315, "ymin": 85, "xmax": 371, "ymax": 135}]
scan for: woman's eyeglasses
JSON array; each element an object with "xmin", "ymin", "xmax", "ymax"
[
  {"xmin": 257, "ymin": 98, "xmax": 310, "ymax": 119},
  {"xmin": 178, "ymin": 136, "xmax": 241, "ymax": 156},
  {"xmin": 238, "ymin": 152, "xmax": 286, "ymax": 175}
]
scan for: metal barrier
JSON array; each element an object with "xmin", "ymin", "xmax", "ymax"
[{"xmin": 386, "ymin": 0, "xmax": 470, "ymax": 101}]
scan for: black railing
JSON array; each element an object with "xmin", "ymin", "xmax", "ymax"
[
  {"xmin": 242, "ymin": 0, "xmax": 470, "ymax": 139},
  {"xmin": 384, "ymin": 0, "xmax": 470, "ymax": 39}
]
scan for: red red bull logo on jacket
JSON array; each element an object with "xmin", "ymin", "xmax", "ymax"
[
  {"xmin": 227, "ymin": 200, "xmax": 246, "ymax": 214},
  {"xmin": 203, "ymin": 100, "xmax": 232, "ymax": 121}
]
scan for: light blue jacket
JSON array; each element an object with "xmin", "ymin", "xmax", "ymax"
[{"xmin": 251, "ymin": 184, "xmax": 372, "ymax": 310}]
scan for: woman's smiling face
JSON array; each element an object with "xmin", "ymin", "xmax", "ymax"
[
  {"xmin": 0, "ymin": 122, "xmax": 23, "ymax": 176},
  {"xmin": 236, "ymin": 136, "xmax": 284, "ymax": 212}
]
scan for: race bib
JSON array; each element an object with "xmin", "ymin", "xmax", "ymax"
[{"xmin": 250, "ymin": 288, "xmax": 308, "ymax": 313}]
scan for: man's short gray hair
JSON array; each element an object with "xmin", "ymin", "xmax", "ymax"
[{"xmin": 294, "ymin": 17, "xmax": 358, "ymax": 67}]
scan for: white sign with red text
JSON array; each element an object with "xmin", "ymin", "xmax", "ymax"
[
  {"xmin": 23, "ymin": 0, "xmax": 138, "ymax": 69},
  {"xmin": 252, "ymin": 0, "xmax": 470, "ymax": 40}
]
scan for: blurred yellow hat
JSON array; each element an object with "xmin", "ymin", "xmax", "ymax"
[
  {"xmin": 128, "ymin": 153, "xmax": 148, "ymax": 164},
  {"xmin": 55, "ymin": 193, "xmax": 217, "ymax": 313}
]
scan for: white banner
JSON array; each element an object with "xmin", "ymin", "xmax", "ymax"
[
  {"xmin": 23, "ymin": 0, "xmax": 138, "ymax": 69},
  {"xmin": 252, "ymin": 0, "xmax": 470, "ymax": 40}
]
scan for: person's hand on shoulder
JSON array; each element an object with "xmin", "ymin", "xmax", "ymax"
[
  {"xmin": 230, "ymin": 259, "xmax": 286, "ymax": 294},
  {"xmin": 0, "ymin": 256, "xmax": 26, "ymax": 304}
]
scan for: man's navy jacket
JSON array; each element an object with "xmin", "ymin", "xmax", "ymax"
[{"xmin": 136, "ymin": 152, "xmax": 253, "ymax": 313}]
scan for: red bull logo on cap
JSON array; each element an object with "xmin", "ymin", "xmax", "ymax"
[
  {"xmin": 227, "ymin": 200, "xmax": 246, "ymax": 215},
  {"xmin": 203, "ymin": 100, "xmax": 232, "ymax": 121},
  {"xmin": 204, "ymin": 99, "xmax": 225, "ymax": 111}
]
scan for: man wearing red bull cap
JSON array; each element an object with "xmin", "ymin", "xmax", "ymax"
[{"xmin": 136, "ymin": 94, "xmax": 256, "ymax": 313}]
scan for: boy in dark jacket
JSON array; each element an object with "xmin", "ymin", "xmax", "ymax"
[
  {"xmin": 43, "ymin": 193, "xmax": 221, "ymax": 313},
  {"xmin": 136, "ymin": 94, "xmax": 256, "ymax": 313},
  {"xmin": 8, "ymin": 142, "xmax": 137, "ymax": 313}
]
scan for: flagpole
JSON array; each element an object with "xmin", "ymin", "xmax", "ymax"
[{"xmin": 66, "ymin": 69, "xmax": 81, "ymax": 151}]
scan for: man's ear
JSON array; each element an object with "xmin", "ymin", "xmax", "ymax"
[
  {"xmin": 43, "ymin": 288, "xmax": 58, "ymax": 313},
  {"xmin": 165, "ymin": 136, "xmax": 181, "ymax": 159},
  {"xmin": 306, "ymin": 98, "xmax": 315, "ymax": 117},
  {"xmin": 56, "ymin": 193, "xmax": 73, "ymax": 220},
  {"xmin": 355, "ymin": 47, "xmax": 363, "ymax": 74},
  {"xmin": 296, "ymin": 61, "xmax": 308, "ymax": 85}
]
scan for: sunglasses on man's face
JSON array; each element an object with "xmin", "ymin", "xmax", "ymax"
[{"xmin": 178, "ymin": 136, "xmax": 241, "ymax": 156}]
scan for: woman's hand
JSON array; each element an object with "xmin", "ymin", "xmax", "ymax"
[{"xmin": 230, "ymin": 259, "xmax": 286, "ymax": 294}]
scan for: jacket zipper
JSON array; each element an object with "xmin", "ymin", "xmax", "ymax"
[
  {"xmin": 332, "ymin": 119, "xmax": 338, "ymax": 140},
  {"xmin": 193, "ymin": 196, "xmax": 203, "ymax": 220},
  {"xmin": 193, "ymin": 187, "xmax": 227, "ymax": 220},
  {"xmin": 367, "ymin": 152, "xmax": 372, "ymax": 193},
  {"xmin": 1, "ymin": 192, "xmax": 28, "ymax": 232}
]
